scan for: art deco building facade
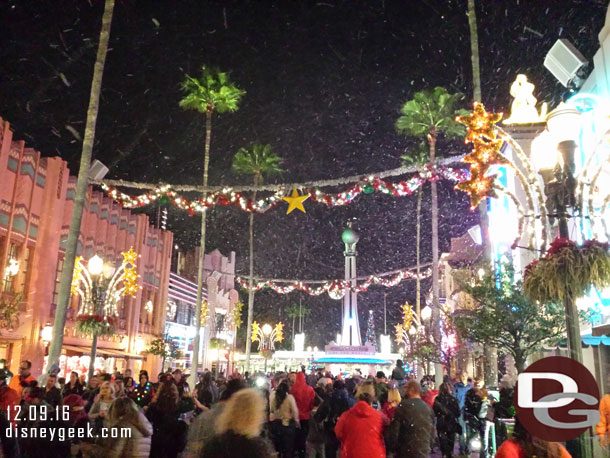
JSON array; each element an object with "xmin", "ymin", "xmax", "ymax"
[{"xmin": 0, "ymin": 117, "xmax": 173, "ymax": 377}]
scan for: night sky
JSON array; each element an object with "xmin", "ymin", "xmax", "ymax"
[{"xmin": 0, "ymin": 0, "xmax": 606, "ymax": 348}]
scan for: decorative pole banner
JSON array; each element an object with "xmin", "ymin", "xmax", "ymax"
[
  {"xmin": 237, "ymin": 267, "xmax": 432, "ymax": 297},
  {"xmin": 101, "ymin": 165, "xmax": 469, "ymax": 215}
]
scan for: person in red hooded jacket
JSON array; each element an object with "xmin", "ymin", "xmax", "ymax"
[
  {"xmin": 335, "ymin": 383, "xmax": 386, "ymax": 458},
  {"xmin": 421, "ymin": 379, "xmax": 439, "ymax": 409},
  {"xmin": 291, "ymin": 371, "xmax": 315, "ymax": 458}
]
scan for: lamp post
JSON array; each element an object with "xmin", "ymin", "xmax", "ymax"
[
  {"xmin": 252, "ymin": 321, "xmax": 283, "ymax": 373},
  {"xmin": 87, "ymin": 255, "xmax": 117, "ymax": 381},
  {"xmin": 71, "ymin": 249, "xmax": 139, "ymax": 382},
  {"xmin": 533, "ymin": 102, "xmax": 583, "ymax": 365}
]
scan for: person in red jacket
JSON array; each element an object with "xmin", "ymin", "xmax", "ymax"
[
  {"xmin": 421, "ymin": 380, "xmax": 439, "ymax": 409},
  {"xmin": 495, "ymin": 417, "xmax": 570, "ymax": 458},
  {"xmin": 335, "ymin": 390, "xmax": 385, "ymax": 458},
  {"xmin": 291, "ymin": 371, "xmax": 315, "ymax": 458}
]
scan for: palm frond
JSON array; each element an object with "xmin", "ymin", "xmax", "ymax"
[
  {"xmin": 232, "ymin": 144, "xmax": 284, "ymax": 184},
  {"xmin": 179, "ymin": 65, "xmax": 245, "ymax": 114},
  {"xmin": 396, "ymin": 87, "xmax": 466, "ymax": 141}
]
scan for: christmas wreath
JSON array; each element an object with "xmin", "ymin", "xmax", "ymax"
[
  {"xmin": 75, "ymin": 314, "xmax": 117, "ymax": 337},
  {"xmin": 523, "ymin": 237, "xmax": 610, "ymax": 304}
]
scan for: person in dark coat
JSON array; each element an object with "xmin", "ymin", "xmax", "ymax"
[
  {"xmin": 433, "ymin": 382, "xmax": 461, "ymax": 458},
  {"xmin": 202, "ymin": 388, "xmax": 274, "ymax": 458},
  {"xmin": 82, "ymin": 374, "xmax": 100, "ymax": 413},
  {"xmin": 388, "ymin": 380, "xmax": 435, "ymax": 458},
  {"xmin": 314, "ymin": 380, "xmax": 351, "ymax": 458},
  {"xmin": 63, "ymin": 371, "xmax": 84, "ymax": 397},
  {"xmin": 194, "ymin": 371, "xmax": 218, "ymax": 411},
  {"xmin": 42, "ymin": 374, "xmax": 62, "ymax": 408},
  {"xmin": 145, "ymin": 380, "xmax": 187, "ymax": 458},
  {"xmin": 391, "ymin": 360, "xmax": 406, "ymax": 385}
]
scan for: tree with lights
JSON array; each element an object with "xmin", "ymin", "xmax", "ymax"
[
  {"xmin": 46, "ymin": 0, "xmax": 116, "ymax": 373},
  {"xmin": 365, "ymin": 310, "xmax": 377, "ymax": 349},
  {"xmin": 145, "ymin": 335, "xmax": 182, "ymax": 372},
  {"xmin": 396, "ymin": 87, "xmax": 467, "ymax": 387},
  {"xmin": 232, "ymin": 144, "xmax": 283, "ymax": 370},
  {"xmin": 179, "ymin": 66, "xmax": 245, "ymax": 387},
  {"xmin": 453, "ymin": 264, "xmax": 567, "ymax": 373}
]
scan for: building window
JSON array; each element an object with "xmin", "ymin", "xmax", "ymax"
[
  {"xmin": 3, "ymin": 243, "xmax": 18, "ymax": 293},
  {"xmin": 52, "ymin": 258, "xmax": 64, "ymax": 305}
]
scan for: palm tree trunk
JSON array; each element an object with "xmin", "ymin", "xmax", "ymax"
[
  {"xmin": 428, "ymin": 132, "xmax": 444, "ymax": 388},
  {"xmin": 244, "ymin": 175, "xmax": 258, "ymax": 372},
  {"xmin": 468, "ymin": 0, "xmax": 498, "ymax": 388},
  {"xmin": 292, "ymin": 315, "xmax": 296, "ymax": 350},
  {"xmin": 468, "ymin": 0, "xmax": 481, "ymax": 102},
  {"xmin": 415, "ymin": 187, "xmax": 422, "ymax": 321},
  {"xmin": 46, "ymin": 0, "xmax": 115, "ymax": 373},
  {"xmin": 188, "ymin": 108, "xmax": 212, "ymax": 389}
]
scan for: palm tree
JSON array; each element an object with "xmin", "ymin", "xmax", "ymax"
[
  {"xmin": 467, "ymin": 0, "xmax": 497, "ymax": 388},
  {"xmin": 396, "ymin": 87, "xmax": 466, "ymax": 387},
  {"xmin": 46, "ymin": 0, "xmax": 115, "ymax": 372},
  {"xmin": 180, "ymin": 67, "xmax": 245, "ymax": 387},
  {"xmin": 401, "ymin": 143, "xmax": 429, "ymax": 323},
  {"xmin": 232, "ymin": 144, "xmax": 283, "ymax": 371},
  {"xmin": 286, "ymin": 303, "xmax": 310, "ymax": 348}
]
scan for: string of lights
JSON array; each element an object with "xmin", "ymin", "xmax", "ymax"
[
  {"xmin": 236, "ymin": 266, "xmax": 432, "ymax": 298},
  {"xmin": 101, "ymin": 165, "xmax": 469, "ymax": 214}
]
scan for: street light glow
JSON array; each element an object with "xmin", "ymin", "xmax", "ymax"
[
  {"xmin": 88, "ymin": 254, "xmax": 104, "ymax": 276},
  {"xmin": 421, "ymin": 306, "xmax": 432, "ymax": 321},
  {"xmin": 262, "ymin": 323, "xmax": 273, "ymax": 336}
]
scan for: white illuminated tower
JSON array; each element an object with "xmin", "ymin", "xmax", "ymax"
[{"xmin": 340, "ymin": 225, "xmax": 362, "ymax": 346}]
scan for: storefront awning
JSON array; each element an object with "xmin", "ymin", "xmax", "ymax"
[{"xmin": 62, "ymin": 345, "xmax": 145, "ymax": 360}]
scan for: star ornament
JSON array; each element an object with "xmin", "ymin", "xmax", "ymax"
[
  {"xmin": 282, "ymin": 188, "xmax": 309, "ymax": 214},
  {"xmin": 457, "ymin": 102, "xmax": 503, "ymax": 142}
]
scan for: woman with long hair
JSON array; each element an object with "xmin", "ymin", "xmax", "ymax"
[
  {"xmin": 495, "ymin": 417, "xmax": 571, "ymax": 457},
  {"xmin": 433, "ymin": 382, "xmax": 461, "ymax": 458},
  {"xmin": 63, "ymin": 371, "xmax": 84, "ymax": 397},
  {"xmin": 202, "ymin": 388, "xmax": 274, "ymax": 458},
  {"xmin": 382, "ymin": 386, "xmax": 401, "ymax": 421},
  {"xmin": 104, "ymin": 397, "xmax": 153, "ymax": 457},
  {"xmin": 194, "ymin": 371, "xmax": 218, "ymax": 411},
  {"xmin": 145, "ymin": 380, "xmax": 187, "ymax": 458},
  {"xmin": 270, "ymin": 380, "xmax": 300, "ymax": 458},
  {"xmin": 89, "ymin": 381, "xmax": 116, "ymax": 434}
]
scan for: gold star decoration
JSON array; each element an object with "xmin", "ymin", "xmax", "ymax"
[
  {"xmin": 456, "ymin": 102, "xmax": 505, "ymax": 208},
  {"xmin": 251, "ymin": 321, "xmax": 260, "ymax": 342},
  {"xmin": 71, "ymin": 256, "xmax": 83, "ymax": 295},
  {"xmin": 456, "ymin": 101, "xmax": 503, "ymax": 142},
  {"xmin": 275, "ymin": 322, "xmax": 284, "ymax": 342},
  {"xmin": 456, "ymin": 173, "xmax": 497, "ymax": 209},
  {"xmin": 282, "ymin": 188, "xmax": 309, "ymax": 214},
  {"xmin": 121, "ymin": 247, "xmax": 140, "ymax": 297},
  {"xmin": 462, "ymin": 138, "xmax": 506, "ymax": 166},
  {"xmin": 200, "ymin": 300, "xmax": 209, "ymax": 326},
  {"xmin": 122, "ymin": 247, "xmax": 139, "ymax": 266}
]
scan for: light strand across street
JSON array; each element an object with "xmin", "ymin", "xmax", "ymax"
[{"xmin": 100, "ymin": 164, "xmax": 469, "ymax": 214}]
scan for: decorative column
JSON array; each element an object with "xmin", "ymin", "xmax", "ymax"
[{"xmin": 340, "ymin": 225, "xmax": 362, "ymax": 346}]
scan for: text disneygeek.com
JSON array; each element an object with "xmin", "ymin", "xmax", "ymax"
[{"xmin": 5, "ymin": 425, "xmax": 132, "ymax": 441}]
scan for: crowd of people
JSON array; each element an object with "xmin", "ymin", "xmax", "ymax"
[{"xmin": 0, "ymin": 358, "xmax": 576, "ymax": 457}]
